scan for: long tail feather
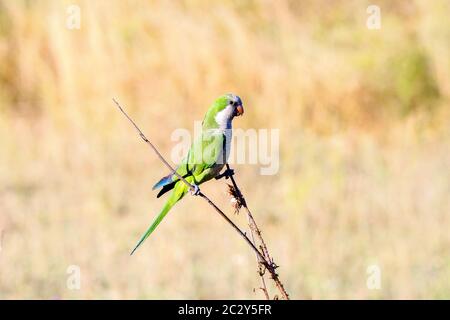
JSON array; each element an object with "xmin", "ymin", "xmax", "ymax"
[{"xmin": 130, "ymin": 183, "xmax": 188, "ymax": 255}]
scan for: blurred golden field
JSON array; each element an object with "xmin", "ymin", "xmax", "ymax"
[{"xmin": 0, "ymin": 0, "xmax": 449, "ymax": 299}]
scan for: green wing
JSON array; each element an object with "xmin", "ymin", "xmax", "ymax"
[{"xmin": 172, "ymin": 131, "xmax": 225, "ymax": 180}]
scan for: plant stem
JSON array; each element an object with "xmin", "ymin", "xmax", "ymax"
[{"xmin": 225, "ymin": 164, "xmax": 290, "ymax": 300}]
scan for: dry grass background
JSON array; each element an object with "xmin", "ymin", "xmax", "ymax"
[{"xmin": 0, "ymin": 0, "xmax": 449, "ymax": 299}]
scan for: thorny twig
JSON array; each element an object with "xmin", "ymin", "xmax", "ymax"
[
  {"xmin": 224, "ymin": 163, "xmax": 290, "ymax": 300},
  {"xmin": 112, "ymin": 99, "xmax": 287, "ymax": 294},
  {"xmin": 225, "ymin": 181, "xmax": 270, "ymax": 299}
]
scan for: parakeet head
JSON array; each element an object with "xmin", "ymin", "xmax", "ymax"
[
  {"xmin": 226, "ymin": 93, "xmax": 244, "ymax": 118},
  {"xmin": 203, "ymin": 93, "xmax": 244, "ymax": 129}
]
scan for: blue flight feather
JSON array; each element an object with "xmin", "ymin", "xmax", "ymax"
[{"xmin": 152, "ymin": 174, "xmax": 173, "ymax": 190}]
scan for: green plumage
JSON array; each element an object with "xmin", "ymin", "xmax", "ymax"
[
  {"xmin": 130, "ymin": 178, "xmax": 190, "ymax": 255},
  {"xmin": 130, "ymin": 93, "xmax": 244, "ymax": 255}
]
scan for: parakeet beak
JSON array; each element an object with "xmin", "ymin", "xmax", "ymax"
[{"xmin": 236, "ymin": 105, "xmax": 244, "ymax": 116}]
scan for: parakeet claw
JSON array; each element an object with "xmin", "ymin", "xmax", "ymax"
[
  {"xmin": 215, "ymin": 168, "xmax": 235, "ymax": 180},
  {"xmin": 190, "ymin": 184, "xmax": 200, "ymax": 196}
]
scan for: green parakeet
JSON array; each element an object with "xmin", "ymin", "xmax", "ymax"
[{"xmin": 131, "ymin": 93, "xmax": 244, "ymax": 255}]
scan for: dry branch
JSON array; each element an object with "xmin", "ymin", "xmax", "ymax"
[{"xmin": 224, "ymin": 163, "xmax": 289, "ymax": 300}]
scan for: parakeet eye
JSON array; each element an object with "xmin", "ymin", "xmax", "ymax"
[{"xmin": 230, "ymin": 101, "xmax": 236, "ymax": 106}]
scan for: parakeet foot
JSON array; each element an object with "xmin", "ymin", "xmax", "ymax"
[
  {"xmin": 190, "ymin": 184, "xmax": 200, "ymax": 196},
  {"xmin": 215, "ymin": 168, "xmax": 235, "ymax": 180}
]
